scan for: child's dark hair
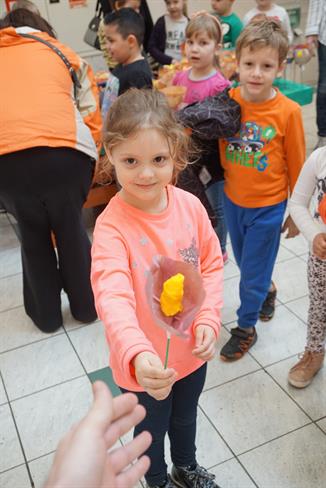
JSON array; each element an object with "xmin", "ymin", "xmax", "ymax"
[
  {"xmin": 235, "ymin": 17, "xmax": 289, "ymax": 64},
  {"xmin": 0, "ymin": 7, "xmax": 56, "ymax": 37},
  {"xmin": 102, "ymin": 89, "xmax": 192, "ymax": 184},
  {"xmin": 103, "ymin": 8, "xmax": 144, "ymax": 46}
]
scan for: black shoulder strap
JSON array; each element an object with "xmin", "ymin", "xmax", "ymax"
[{"xmin": 19, "ymin": 33, "xmax": 82, "ymax": 101}]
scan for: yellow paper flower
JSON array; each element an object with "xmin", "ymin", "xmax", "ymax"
[{"xmin": 160, "ymin": 273, "xmax": 185, "ymax": 317}]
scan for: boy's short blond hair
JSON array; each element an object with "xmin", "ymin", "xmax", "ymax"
[{"xmin": 235, "ymin": 17, "xmax": 289, "ymax": 64}]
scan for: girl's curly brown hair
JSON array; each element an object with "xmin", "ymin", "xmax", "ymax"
[{"xmin": 102, "ymin": 88, "xmax": 193, "ymax": 185}]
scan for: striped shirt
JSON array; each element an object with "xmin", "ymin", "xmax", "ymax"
[{"xmin": 305, "ymin": 0, "xmax": 326, "ymax": 46}]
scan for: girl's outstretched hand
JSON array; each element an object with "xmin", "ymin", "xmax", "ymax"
[
  {"xmin": 313, "ymin": 233, "xmax": 326, "ymax": 260},
  {"xmin": 134, "ymin": 352, "xmax": 177, "ymax": 401},
  {"xmin": 192, "ymin": 325, "xmax": 217, "ymax": 361}
]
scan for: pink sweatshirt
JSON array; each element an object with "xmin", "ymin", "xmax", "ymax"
[
  {"xmin": 91, "ymin": 186, "xmax": 223, "ymax": 391},
  {"xmin": 172, "ymin": 68, "xmax": 230, "ymax": 104}
]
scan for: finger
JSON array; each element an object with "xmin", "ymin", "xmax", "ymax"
[
  {"xmin": 84, "ymin": 381, "xmax": 114, "ymax": 430},
  {"xmin": 145, "ymin": 366, "xmax": 176, "ymax": 380},
  {"xmin": 141, "ymin": 375, "xmax": 176, "ymax": 390},
  {"xmin": 147, "ymin": 387, "xmax": 171, "ymax": 401},
  {"xmin": 108, "ymin": 431, "xmax": 152, "ymax": 474},
  {"xmin": 115, "ymin": 456, "xmax": 151, "ymax": 488},
  {"xmin": 105, "ymin": 404, "xmax": 146, "ymax": 447},
  {"xmin": 195, "ymin": 327, "xmax": 205, "ymax": 348},
  {"xmin": 111, "ymin": 392, "xmax": 139, "ymax": 423}
]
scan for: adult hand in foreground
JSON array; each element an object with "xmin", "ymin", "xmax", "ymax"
[{"xmin": 44, "ymin": 381, "xmax": 151, "ymax": 488}]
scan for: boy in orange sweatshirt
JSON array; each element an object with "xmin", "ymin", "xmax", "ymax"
[{"xmin": 219, "ymin": 18, "xmax": 305, "ymax": 361}]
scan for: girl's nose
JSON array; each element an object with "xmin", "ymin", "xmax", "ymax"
[{"xmin": 139, "ymin": 165, "xmax": 155, "ymax": 179}]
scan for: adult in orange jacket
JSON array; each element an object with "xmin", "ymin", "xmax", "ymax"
[{"xmin": 0, "ymin": 8, "xmax": 102, "ymax": 332}]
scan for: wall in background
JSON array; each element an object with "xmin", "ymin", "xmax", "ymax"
[{"xmin": 0, "ymin": 0, "xmax": 318, "ymax": 83}]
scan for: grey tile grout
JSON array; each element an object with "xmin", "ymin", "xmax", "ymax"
[
  {"xmin": 8, "ymin": 374, "xmax": 87, "ymax": 404},
  {"xmin": 0, "ymin": 370, "xmax": 34, "ymax": 487}
]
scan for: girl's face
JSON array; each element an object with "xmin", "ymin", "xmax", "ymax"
[
  {"xmin": 185, "ymin": 31, "xmax": 219, "ymax": 72},
  {"xmin": 165, "ymin": 0, "xmax": 184, "ymax": 20},
  {"xmin": 109, "ymin": 128, "xmax": 175, "ymax": 213}
]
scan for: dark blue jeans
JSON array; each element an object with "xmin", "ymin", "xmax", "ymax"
[
  {"xmin": 317, "ymin": 41, "xmax": 326, "ymax": 137},
  {"xmin": 121, "ymin": 363, "xmax": 207, "ymax": 486},
  {"xmin": 224, "ymin": 194, "xmax": 286, "ymax": 328}
]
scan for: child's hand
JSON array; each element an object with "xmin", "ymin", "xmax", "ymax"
[
  {"xmin": 312, "ymin": 233, "xmax": 326, "ymax": 260},
  {"xmin": 133, "ymin": 352, "xmax": 177, "ymax": 401},
  {"xmin": 281, "ymin": 215, "xmax": 300, "ymax": 239},
  {"xmin": 192, "ymin": 325, "xmax": 217, "ymax": 361}
]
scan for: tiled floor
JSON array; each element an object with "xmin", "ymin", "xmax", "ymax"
[{"xmin": 1, "ymin": 99, "xmax": 326, "ymax": 488}]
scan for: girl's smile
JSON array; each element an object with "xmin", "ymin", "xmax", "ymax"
[{"xmin": 109, "ymin": 128, "xmax": 175, "ymax": 213}]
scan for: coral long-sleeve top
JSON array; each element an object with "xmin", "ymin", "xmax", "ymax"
[{"xmin": 91, "ymin": 186, "xmax": 223, "ymax": 391}]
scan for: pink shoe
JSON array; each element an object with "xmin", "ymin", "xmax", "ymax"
[{"xmin": 223, "ymin": 252, "xmax": 229, "ymax": 264}]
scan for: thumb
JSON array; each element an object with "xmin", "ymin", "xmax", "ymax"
[
  {"xmin": 195, "ymin": 326, "xmax": 205, "ymax": 347},
  {"xmin": 148, "ymin": 353, "xmax": 164, "ymax": 370},
  {"xmin": 87, "ymin": 381, "xmax": 113, "ymax": 430}
]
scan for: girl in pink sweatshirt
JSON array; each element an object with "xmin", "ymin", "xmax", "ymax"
[{"xmin": 91, "ymin": 89, "xmax": 223, "ymax": 488}]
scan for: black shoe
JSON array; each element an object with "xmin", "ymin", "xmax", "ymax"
[
  {"xmin": 259, "ymin": 286, "xmax": 277, "ymax": 321},
  {"xmin": 147, "ymin": 474, "xmax": 177, "ymax": 488},
  {"xmin": 171, "ymin": 464, "xmax": 221, "ymax": 488},
  {"xmin": 220, "ymin": 327, "xmax": 257, "ymax": 361}
]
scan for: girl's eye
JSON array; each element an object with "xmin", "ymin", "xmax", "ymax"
[
  {"xmin": 125, "ymin": 158, "xmax": 137, "ymax": 165},
  {"xmin": 153, "ymin": 156, "xmax": 166, "ymax": 164}
]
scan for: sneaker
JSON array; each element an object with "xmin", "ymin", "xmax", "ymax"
[
  {"xmin": 220, "ymin": 327, "xmax": 257, "ymax": 361},
  {"xmin": 171, "ymin": 464, "xmax": 221, "ymax": 488},
  {"xmin": 146, "ymin": 474, "xmax": 177, "ymax": 488},
  {"xmin": 222, "ymin": 252, "xmax": 228, "ymax": 265},
  {"xmin": 315, "ymin": 136, "xmax": 326, "ymax": 150},
  {"xmin": 288, "ymin": 349, "xmax": 325, "ymax": 388},
  {"xmin": 259, "ymin": 286, "xmax": 277, "ymax": 321}
]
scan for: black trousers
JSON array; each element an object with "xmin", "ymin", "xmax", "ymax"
[
  {"xmin": 121, "ymin": 363, "xmax": 207, "ymax": 486},
  {"xmin": 0, "ymin": 147, "xmax": 97, "ymax": 332}
]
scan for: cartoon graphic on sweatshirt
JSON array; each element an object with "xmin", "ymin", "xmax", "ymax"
[{"xmin": 225, "ymin": 121, "xmax": 276, "ymax": 172}]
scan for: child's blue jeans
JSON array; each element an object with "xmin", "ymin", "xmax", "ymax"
[
  {"xmin": 121, "ymin": 363, "xmax": 207, "ymax": 487},
  {"xmin": 224, "ymin": 194, "xmax": 286, "ymax": 328},
  {"xmin": 205, "ymin": 180, "xmax": 227, "ymax": 254}
]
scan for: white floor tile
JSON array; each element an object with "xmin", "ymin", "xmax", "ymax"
[
  {"xmin": 0, "ymin": 404, "xmax": 24, "ymax": 472},
  {"xmin": 317, "ymin": 418, "xmax": 326, "ymax": 433},
  {"xmin": 280, "ymin": 234, "xmax": 309, "ymax": 256},
  {"xmin": 204, "ymin": 328, "xmax": 261, "ymax": 390},
  {"xmin": 195, "ymin": 408, "xmax": 233, "ymax": 468},
  {"xmin": 0, "ymin": 334, "xmax": 84, "ymax": 400},
  {"xmin": 0, "ymin": 223, "xmax": 19, "ymax": 251},
  {"xmin": 272, "ymin": 258, "xmax": 308, "ymax": 303},
  {"xmin": 285, "ymin": 296, "xmax": 309, "ymax": 324},
  {"xmin": 239, "ymin": 424, "xmax": 326, "ymax": 488},
  {"xmin": 11, "ymin": 376, "xmax": 92, "ymax": 460},
  {"xmin": 0, "ymin": 465, "xmax": 31, "ymax": 488},
  {"xmin": 200, "ymin": 370, "xmax": 309, "ymax": 455},
  {"xmin": 276, "ymin": 245, "xmax": 296, "ymax": 263},
  {"xmin": 0, "ymin": 378, "xmax": 7, "ymax": 405},
  {"xmin": 0, "ymin": 306, "xmax": 63, "ymax": 353},
  {"xmin": 221, "ymin": 276, "xmax": 240, "ymax": 325},
  {"xmin": 267, "ymin": 357, "xmax": 326, "ymax": 421},
  {"xmin": 210, "ymin": 458, "xmax": 256, "ymax": 488},
  {"xmin": 248, "ymin": 305, "xmax": 307, "ymax": 366},
  {"xmin": 0, "ymin": 274, "xmax": 23, "ymax": 312},
  {"xmin": 28, "ymin": 452, "xmax": 55, "ymax": 488},
  {"xmin": 0, "ymin": 246, "xmax": 21, "ymax": 279},
  {"xmin": 223, "ymin": 260, "xmax": 239, "ymax": 281},
  {"xmin": 67, "ymin": 321, "xmax": 108, "ymax": 373}
]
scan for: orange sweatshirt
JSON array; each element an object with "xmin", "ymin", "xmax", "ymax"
[
  {"xmin": 219, "ymin": 87, "xmax": 305, "ymax": 208},
  {"xmin": 91, "ymin": 186, "xmax": 223, "ymax": 391},
  {"xmin": 0, "ymin": 27, "xmax": 102, "ymax": 158}
]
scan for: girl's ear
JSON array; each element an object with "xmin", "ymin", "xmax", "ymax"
[{"xmin": 104, "ymin": 147, "xmax": 115, "ymax": 167}]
